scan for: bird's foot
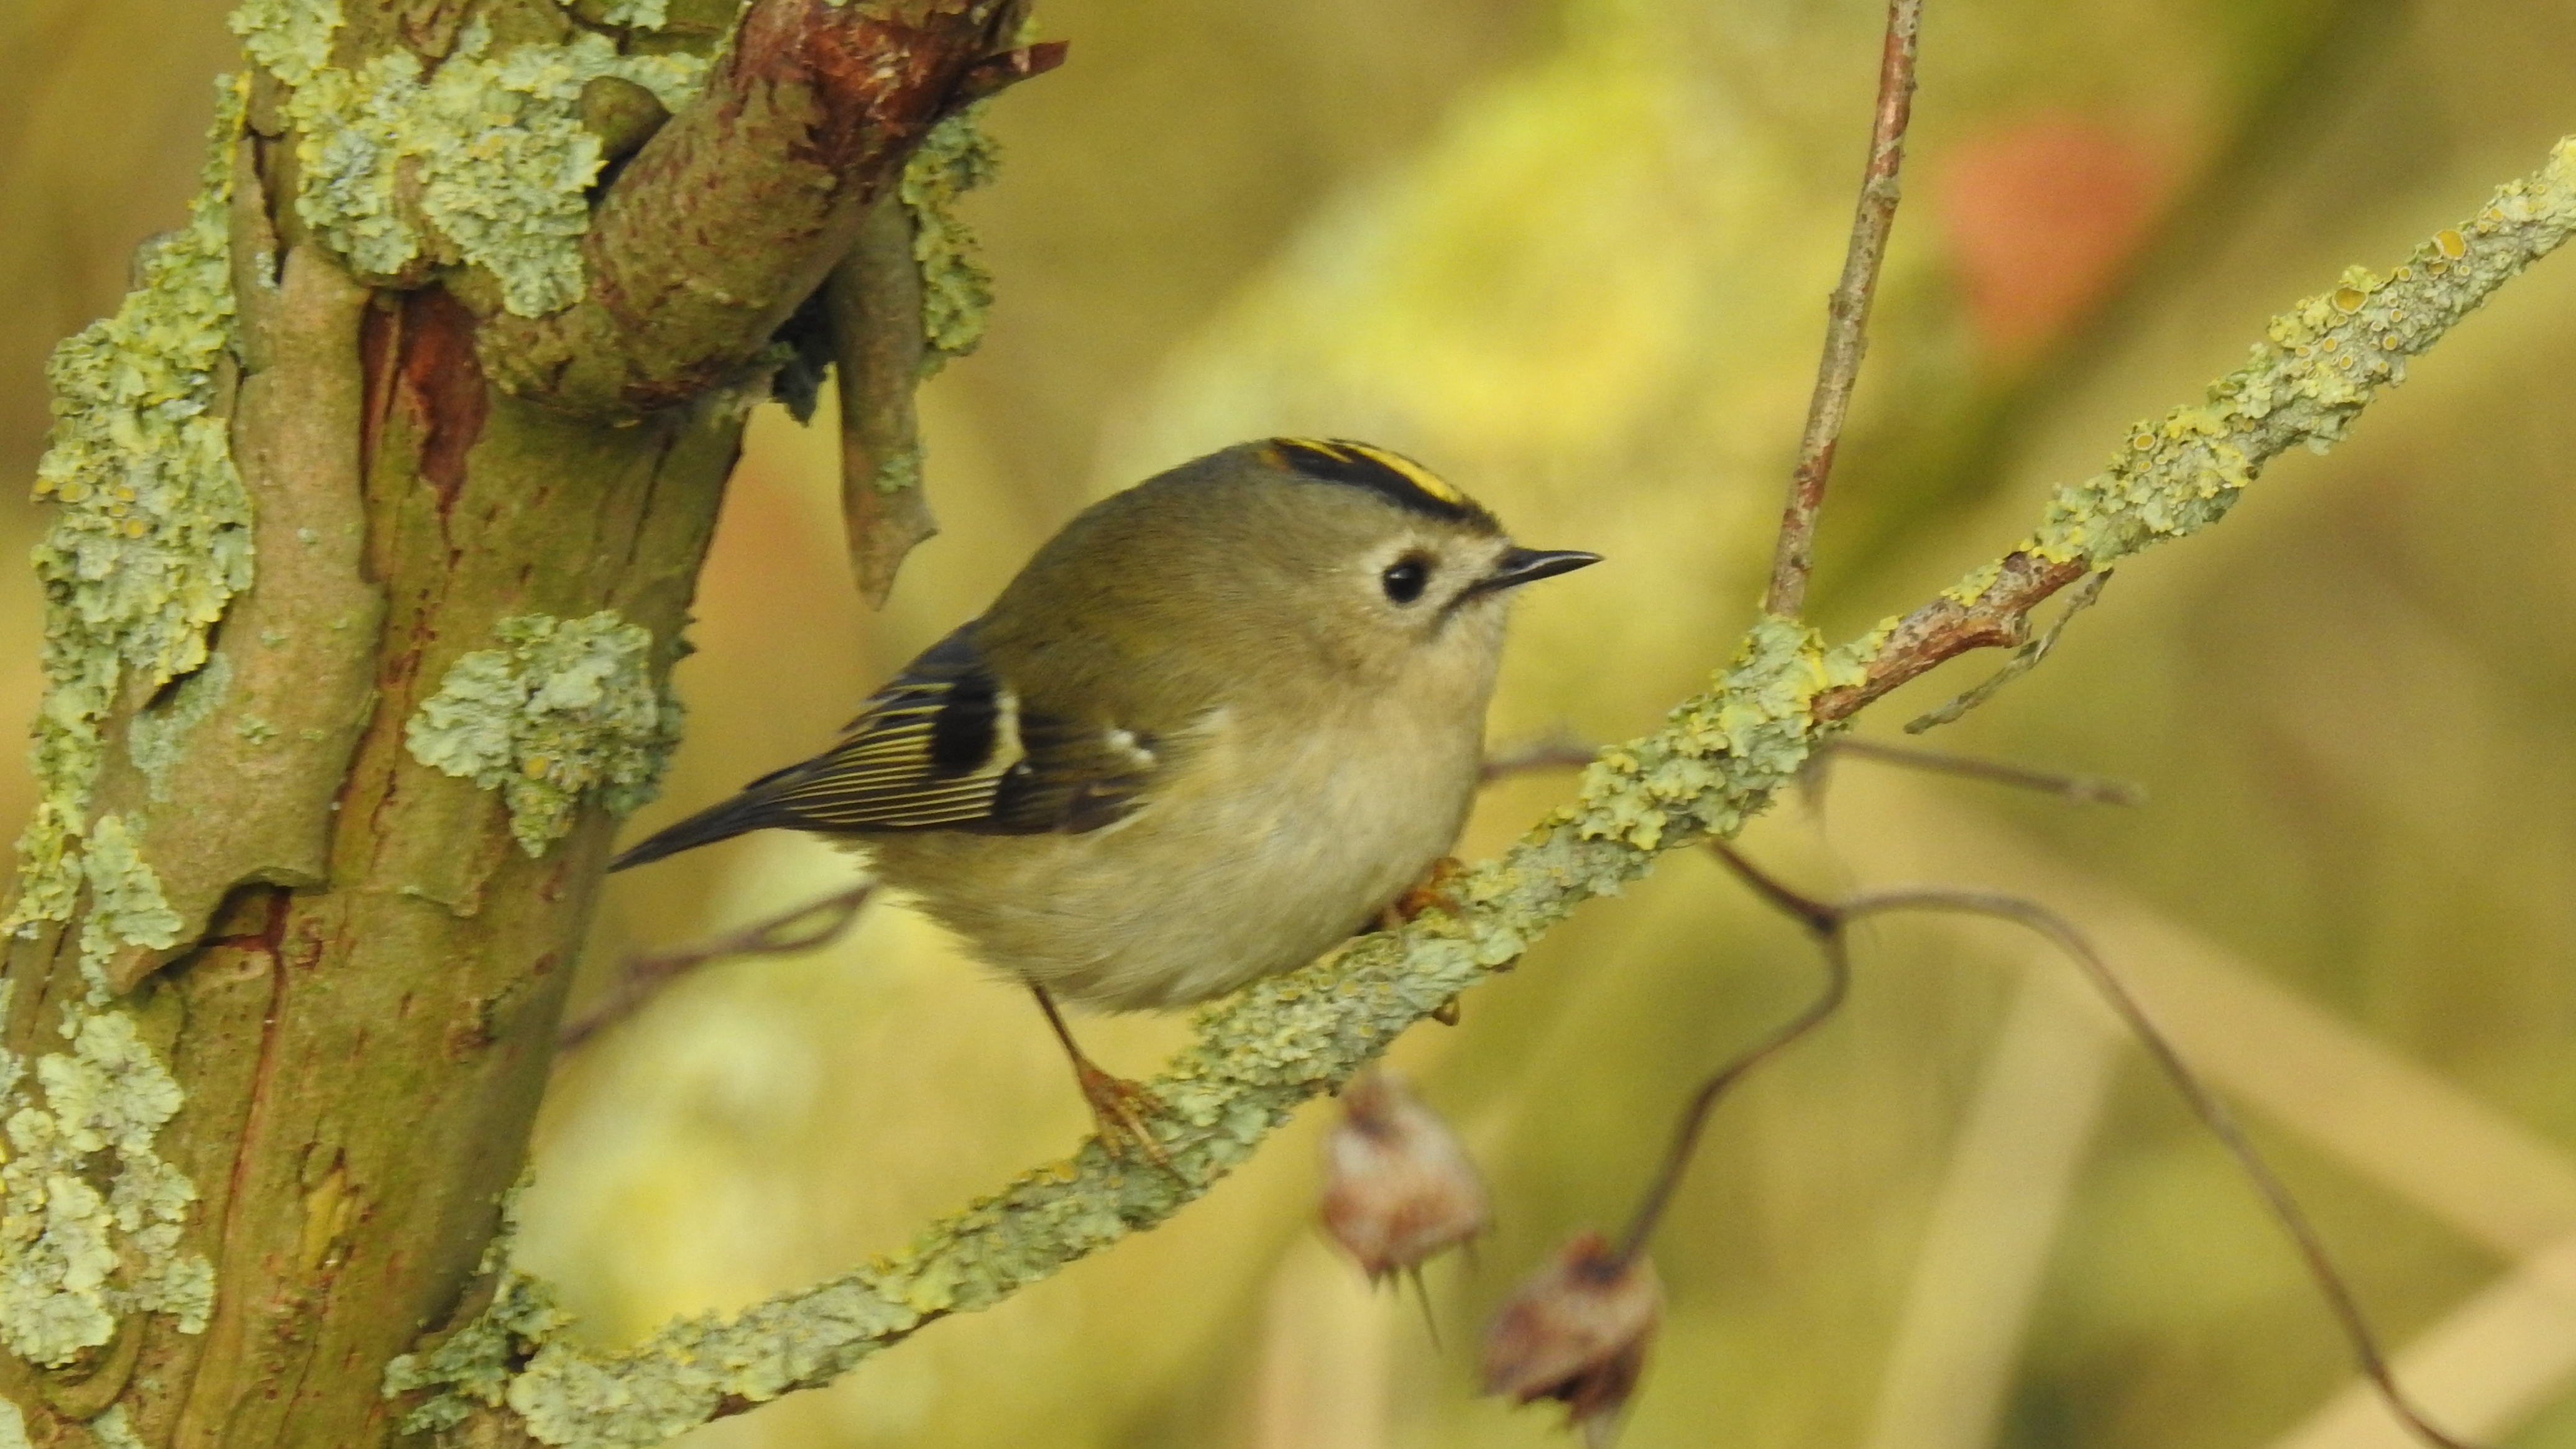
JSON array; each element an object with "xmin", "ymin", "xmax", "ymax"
[
  {"xmin": 1379, "ymin": 855, "xmax": 1469, "ymax": 931},
  {"xmin": 1074, "ymin": 1059, "xmax": 1174, "ymax": 1169}
]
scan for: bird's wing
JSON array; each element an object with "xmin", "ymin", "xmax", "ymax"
[
  {"xmin": 769, "ymin": 623, "xmax": 1159, "ymax": 833},
  {"xmin": 609, "ymin": 623, "xmax": 1157, "ymax": 871}
]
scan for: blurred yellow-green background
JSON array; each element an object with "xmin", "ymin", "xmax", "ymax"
[{"xmin": 8, "ymin": 1, "xmax": 2576, "ymax": 1446}]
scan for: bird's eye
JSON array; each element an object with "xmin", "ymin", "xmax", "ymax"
[{"xmin": 1381, "ymin": 556, "xmax": 1430, "ymax": 604}]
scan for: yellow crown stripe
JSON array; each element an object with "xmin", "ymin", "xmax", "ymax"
[
  {"xmin": 1337, "ymin": 441, "xmax": 1468, "ymax": 507},
  {"xmin": 1277, "ymin": 436, "xmax": 1471, "ymax": 509}
]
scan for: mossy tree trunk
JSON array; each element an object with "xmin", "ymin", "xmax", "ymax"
[{"xmin": 0, "ymin": 1, "xmax": 1018, "ymax": 1443}]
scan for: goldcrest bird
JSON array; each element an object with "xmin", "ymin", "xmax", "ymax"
[{"xmin": 611, "ymin": 438, "xmax": 1598, "ymax": 1159}]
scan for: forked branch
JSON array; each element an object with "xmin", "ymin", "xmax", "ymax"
[{"xmin": 1674, "ymin": 847, "xmax": 2474, "ymax": 1449}]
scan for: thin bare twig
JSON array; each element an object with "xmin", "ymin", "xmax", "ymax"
[
  {"xmin": 1764, "ymin": 0, "xmax": 1926, "ymax": 620},
  {"xmin": 1811, "ymin": 734, "xmax": 2145, "ymax": 806},
  {"xmin": 1684, "ymin": 844, "xmax": 2477, "ymax": 1449},
  {"xmin": 1615, "ymin": 843, "xmax": 1851, "ymax": 1262},
  {"xmin": 1903, "ymin": 569, "xmax": 2115, "ymax": 732},
  {"xmin": 1842, "ymin": 888, "xmax": 2475, "ymax": 1449},
  {"xmin": 557, "ymin": 882, "xmax": 876, "ymax": 1056},
  {"xmin": 1479, "ymin": 733, "xmax": 1601, "ymax": 784}
]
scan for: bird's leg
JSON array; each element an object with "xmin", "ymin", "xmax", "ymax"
[{"xmin": 1031, "ymin": 985, "xmax": 1172, "ymax": 1168}]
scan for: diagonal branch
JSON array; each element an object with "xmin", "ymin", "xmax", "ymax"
[
  {"xmin": 1818, "ymin": 149, "xmax": 2576, "ymax": 719},
  {"xmin": 425, "ymin": 139, "xmax": 2576, "ymax": 1449}
]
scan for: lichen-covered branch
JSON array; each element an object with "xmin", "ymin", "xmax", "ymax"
[
  {"xmin": 1820, "ymin": 147, "xmax": 2576, "ymax": 719},
  {"xmin": 476, "ymin": 0, "xmax": 1029, "ymax": 417},
  {"xmin": 232, "ymin": 2, "xmax": 713, "ymax": 315},
  {"xmin": 413, "ymin": 140, "xmax": 2576, "ymax": 1448}
]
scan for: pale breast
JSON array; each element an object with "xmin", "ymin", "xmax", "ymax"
[{"xmin": 866, "ymin": 694, "xmax": 1488, "ymax": 1012}]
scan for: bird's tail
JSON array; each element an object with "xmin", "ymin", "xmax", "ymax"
[{"xmin": 608, "ymin": 788, "xmax": 793, "ymax": 872}]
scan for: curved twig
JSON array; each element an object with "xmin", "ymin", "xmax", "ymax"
[
  {"xmin": 1839, "ymin": 888, "xmax": 2476, "ymax": 1449},
  {"xmin": 1614, "ymin": 839, "xmax": 2472, "ymax": 1449},
  {"xmin": 1615, "ymin": 845, "xmax": 1851, "ymax": 1262},
  {"xmin": 556, "ymin": 883, "xmax": 876, "ymax": 1056}
]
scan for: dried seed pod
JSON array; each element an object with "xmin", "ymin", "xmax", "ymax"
[
  {"xmin": 1319, "ymin": 1068, "xmax": 1489, "ymax": 1280},
  {"xmin": 1483, "ymin": 1232, "xmax": 1662, "ymax": 1448}
]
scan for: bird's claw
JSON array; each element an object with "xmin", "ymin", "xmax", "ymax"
[
  {"xmin": 1074, "ymin": 1060, "xmax": 1172, "ymax": 1169},
  {"xmin": 1380, "ymin": 855, "xmax": 1468, "ymax": 931}
]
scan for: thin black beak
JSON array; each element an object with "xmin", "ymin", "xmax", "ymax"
[{"xmin": 1470, "ymin": 546, "xmax": 1602, "ymax": 597}]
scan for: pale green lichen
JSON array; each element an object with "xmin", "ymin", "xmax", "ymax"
[
  {"xmin": 231, "ymin": 0, "xmax": 336, "ymax": 86},
  {"xmin": 74, "ymin": 818, "xmax": 184, "ymax": 1000},
  {"xmin": 1566, "ymin": 614, "xmax": 1854, "ymax": 853},
  {"xmin": 233, "ymin": 4, "xmax": 709, "ymax": 316},
  {"xmin": 86, "ymin": 1405, "xmax": 144, "ymax": 1449},
  {"xmin": 0, "ymin": 995, "xmax": 211, "ymax": 1368},
  {"xmin": 899, "ymin": 106, "xmax": 1003, "ymax": 372},
  {"xmin": 126, "ymin": 651, "xmax": 232, "ymax": 802},
  {"xmin": 398, "ymin": 137, "xmax": 2576, "ymax": 1448},
  {"xmin": 387, "ymin": 1266, "xmax": 571, "ymax": 1433},
  {"xmin": 405, "ymin": 612, "xmax": 683, "ymax": 857},
  {"xmin": 595, "ymin": 0, "xmax": 670, "ymax": 27},
  {"xmin": 1937, "ymin": 558, "xmax": 2003, "ymax": 610},
  {"xmin": 0, "ymin": 1396, "xmax": 26, "ymax": 1449},
  {"xmin": 7, "ymin": 82, "xmax": 249, "ymax": 955}
]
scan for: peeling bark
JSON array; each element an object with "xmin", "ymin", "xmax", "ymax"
[{"xmin": 827, "ymin": 198, "xmax": 939, "ymax": 607}]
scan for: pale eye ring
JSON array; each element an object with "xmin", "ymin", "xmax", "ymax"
[{"xmin": 1381, "ymin": 555, "xmax": 1430, "ymax": 604}]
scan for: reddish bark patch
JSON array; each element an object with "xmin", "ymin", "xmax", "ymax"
[
  {"xmin": 397, "ymin": 287, "xmax": 491, "ymax": 515},
  {"xmin": 1814, "ymin": 550, "xmax": 2091, "ymax": 720}
]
